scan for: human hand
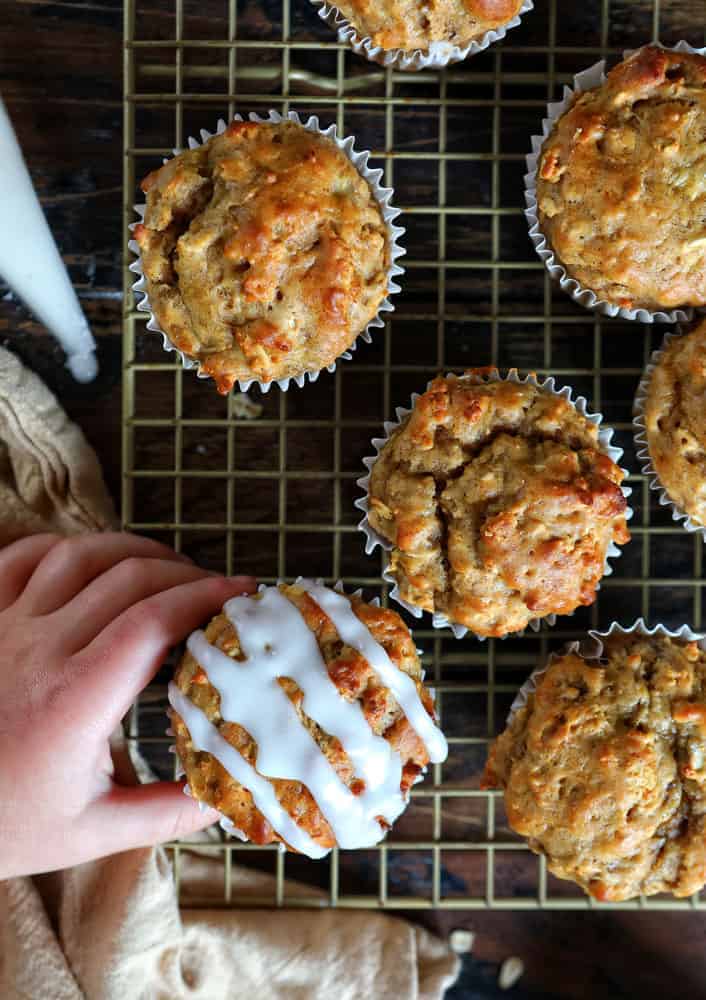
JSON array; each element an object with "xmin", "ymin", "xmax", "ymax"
[{"xmin": 0, "ymin": 532, "xmax": 255, "ymax": 879}]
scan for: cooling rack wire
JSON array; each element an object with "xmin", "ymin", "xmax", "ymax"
[{"xmin": 122, "ymin": 0, "xmax": 706, "ymax": 910}]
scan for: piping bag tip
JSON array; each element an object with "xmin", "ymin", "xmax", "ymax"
[{"xmin": 66, "ymin": 348, "xmax": 98, "ymax": 383}]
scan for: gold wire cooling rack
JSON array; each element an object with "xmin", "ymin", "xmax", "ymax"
[{"xmin": 122, "ymin": 0, "xmax": 706, "ymax": 910}]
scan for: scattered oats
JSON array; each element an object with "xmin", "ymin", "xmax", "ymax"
[
  {"xmin": 231, "ymin": 392, "xmax": 263, "ymax": 420},
  {"xmin": 449, "ymin": 929, "xmax": 475, "ymax": 954},
  {"xmin": 498, "ymin": 957, "xmax": 524, "ymax": 990}
]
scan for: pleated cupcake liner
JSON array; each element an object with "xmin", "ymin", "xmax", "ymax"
[
  {"xmin": 507, "ymin": 619, "xmax": 706, "ymax": 724},
  {"xmin": 129, "ymin": 109, "xmax": 405, "ymax": 394},
  {"xmin": 309, "ymin": 0, "xmax": 533, "ymax": 71},
  {"xmin": 356, "ymin": 368, "xmax": 633, "ymax": 641},
  {"xmin": 525, "ymin": 41, "xmax": 705, "ymax": 324},
  {"xmin": 632, "ymin": 326, "xmax": 706, "ymax": 539}
]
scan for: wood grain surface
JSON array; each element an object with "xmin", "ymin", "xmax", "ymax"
[{"xmin": 3, "ymin": 0, "xmax": 706, "ymax": 996}]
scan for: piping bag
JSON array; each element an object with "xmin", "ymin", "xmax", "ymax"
[{"xmin": 0, "ymin": 98, "xmax": 97, "ymax": 382}]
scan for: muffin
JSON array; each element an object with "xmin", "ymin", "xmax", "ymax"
[
  {"xmin": 535, "ymin": 45, "xmax": 706, "ymax": 313},
  {"xmin": 330, "ymin": 0, "xmax": 526, "ymax": 53},
  {"xmin": 483, "ymin": 628, "xmax": 706, "ymax": 901},
  {"xmin": 168, "ymin": 580, "xmax": 447, "ymax": 856},
  {"xmin": 639, "ymin": 319, "xmax": 706, "ymax": 529},
  {"xmin": 365, "ymin": 372, "xmax": 630, "ymax": 638},
  {"xmin": 133, "ymin": 119, "xmax": 392, "ymax": 393}
]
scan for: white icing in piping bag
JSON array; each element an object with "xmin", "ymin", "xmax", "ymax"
[{"xmin": 0, "ymin": 99, "xmax": 97, "ymax": 382}]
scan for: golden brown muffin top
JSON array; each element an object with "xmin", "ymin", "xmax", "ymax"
[
  {"xmin": 135, "ymin": 120, "xmax": 390, "ymax": 393},
  {"xmin": 367, "ymin": 373, "xmax": 630, "ymax": 637},
  {"xmin": 537, "ymin": 46, "xmax": 706, "ymax": 312},
  {"xmin": 483, "ymin": 631, "xmax": 706, "ymax": 901},
  {"xmin": 334, "ymin": 0, "xmax": 524, "ymax": 51},
  {"xmin": 644, "ymin": 319, "xmax": 706, "ymax": 528},
  {"xmin": 171, "ymin": 583, "xmax": 439, "ymax": 853}
]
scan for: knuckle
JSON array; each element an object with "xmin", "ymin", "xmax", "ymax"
[
  {"xmin": 117, "ymin": 556, "xmax": 153, "ymax": 583},
  {"xmin": 0, "ymin": 534, "xmax": 60, "ymax": 576},
  {"xmin": 134, "ymin": 591, "xmax": 161, "ymax": 618},
  {"xmin": 50, "ymin": 536, "xmax": 77, "ymax": 563},
  {"xmin": 118, "ymin": 599, "xmax": 153, "ymax": 633},
  {"xmin": 29, "ymin": 531, "xmax": 66, "ymax": 545},
  {"xmin": 120, "ymin": 593, "xmax": 168, "ymax": 639}
]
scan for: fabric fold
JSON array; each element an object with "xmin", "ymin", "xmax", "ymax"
[{"xmin": 0, "ymin": 347, "xmax": 116, "ymax": 544}]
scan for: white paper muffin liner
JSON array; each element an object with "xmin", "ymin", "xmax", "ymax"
[
  {"xmin": 167, "ymin": 578, "xmax": 436, "ymax": 846},
  {"xmin": 356, "ymin": 368, "xmax": 633, "ymax": 640},
  {"xmin": 506, "ymin": 619, "xmax": 706, "ymax": 724},
  {"xmin": 129, "ymin": 109, "xmax": 405, "ymax": 394},
  {"xmin": 524, "ymin": 41, "xmax": 705, "ymax": 324},
  {"xmin": 309, "ymin": 0, "xmax": 533, "ymax": 71},
  {"xmin": 632, "ymin": 326, "xmax": 706, "ymax": 540}
]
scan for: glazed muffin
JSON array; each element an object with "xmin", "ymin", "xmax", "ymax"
[
  {"xmin": 483, "ymin": 629, "xmax": 706, "ymax": 901},
  {"xmin": 168, "ymin": 580, "xmax": 447, "ymax": 856},
  {"xmin": 332, "ymin": 0, "xmax": 525, "ymax": 52},
  {"xmin": 366, "ymin": 372, "xmax": 630, "ymax": 637},
  {"xmin": 641, "ymin": 319, "xmax": 706, "ymax": 528},
  {"xmin": 134, "ymin": 119, "xmax": 391, "ymax": 393},
  {"xmin": 536, "ymin": 45, "xmax": 706, "ymax": 312}
]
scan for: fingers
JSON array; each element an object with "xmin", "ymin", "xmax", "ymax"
[
  {"xmin": 20, "ymin": 532, "xmax": 193, "ymax": 616},
  {"xmin": 79, "ymin": 575, "xmax": 256, "ymax": 725},
  {"xmin": 0, "ymin": 533, "xmax": 63, "ymax": 610},
  {"xmin": 53, "ymin": 558, "xmax": 219, "ymax": 653},
  {"xmin": 87, "ymin": 782, "xmax": 221, "ymax": 853}
]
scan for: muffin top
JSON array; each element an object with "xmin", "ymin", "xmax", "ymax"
[
  {"xmin": 536, "ymin": 46, "xmax": 706, "ymax": 312},
  {"xmin": 169, "ymin": 580, "xmax": 447, "ymax": 856},
  {"xmin": 366, "ymin": 373, "xmax": 630, "ymax": 637},
  {"xmin": 134, "ymin": 120, "xmax": 390, "ymax": 393},
  {"xmin": 333, "ymin": 0, "xmax": 524, "ymax": 52},
  {"xmin": 483, "ymin": 631, "xmax": 706, "ymax": 901},
  {"xmin": 643, "ymin": 319, "xmax": 706, "ymax": 527}
]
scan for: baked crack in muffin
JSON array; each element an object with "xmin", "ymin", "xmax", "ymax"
[
  {"xmin": 169, "ymin": 580, "xmax": 447, "ymax": 856},
  {"xmin": 483, "ymin": 630, "xmax": 706, "ymax": 901},
  {"xmin": 333, "ymin": 0, "xmax": 525, "ymax": 52},
  {"xmin": 536, "ymin": 45, "xmax": 706, "ymax": 312},
  {"xmin": 134, "ymin": 120, "xmax": 391, "ymax": 393},
  {"xmin": 642, "ymin": 319, "xmax": 706, "ymax": 528},
  {"xmin": 366, "ymin": 372, "xmax": 630, "ymax": 637}
]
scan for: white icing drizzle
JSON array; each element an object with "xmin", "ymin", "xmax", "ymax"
[
  {"xmin": 296, "ymin": 580, "xmax": 448, "ymax": 764},
  {"xmin": 187, "ymin": 589, "xmax": 400, "ymax": 851},
  {"xmin": 175, "ymin": 581, "xmax": 447, "ymax": 857},
  {"xmin": 168, "ymin": 683, "xmax": 328, "ymax": 858}
]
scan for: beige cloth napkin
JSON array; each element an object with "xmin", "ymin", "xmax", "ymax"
[
  {"xmin": 0, "ymin": 347, "xmax": 459, "ymax": 1000},
  {"xmin": 0, "ymin": 347, "xmax": 117, "ymax": 543}
]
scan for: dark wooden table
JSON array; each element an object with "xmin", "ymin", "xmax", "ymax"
[{"xmin": 4, "ymin": 1, "xmax": 706, "ymax": 996}]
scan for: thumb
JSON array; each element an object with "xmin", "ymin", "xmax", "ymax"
[{"xmin": 88, "ymin": 782, "xmax": 221, "ymax": 852}]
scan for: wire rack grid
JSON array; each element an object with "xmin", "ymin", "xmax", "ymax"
[{"xmin": 122, "ymin": 0, "xmax": 706, "ymax": 911}]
